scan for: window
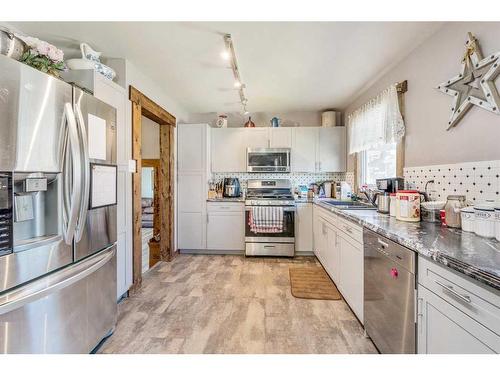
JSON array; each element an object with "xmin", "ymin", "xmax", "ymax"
[{"xmin": 359, "ymin": 142, "xmax": 397, "ymax": 187}]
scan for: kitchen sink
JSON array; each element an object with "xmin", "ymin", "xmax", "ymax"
[{"xmin": 320, "ymin": 200, "xmax": 377, "ymax": 210}]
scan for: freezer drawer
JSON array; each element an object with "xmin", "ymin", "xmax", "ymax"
[{"xmin": 0, "ymin": 245, "xmax": 117, "ymax": 353}]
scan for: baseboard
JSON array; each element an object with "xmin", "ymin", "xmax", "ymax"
[
  {"xmin": 179, "ymin": 249, "xmax": 315, "ymax": 257},
  {"xmin": 179, "ymin": 249, "xmax": 245, "ymax": 255},
  {"xmin": 295, "ymin": 251, "xmax": 315, "ymax": 256}
]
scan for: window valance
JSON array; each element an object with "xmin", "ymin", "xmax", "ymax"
[{"xmin": 347, "ymin": 84, "xmax": 405, "ymax": 154}]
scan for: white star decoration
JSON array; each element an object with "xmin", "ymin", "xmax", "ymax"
[{"xmin": 437, "ymin": 33, "xmax": 500, "ymax": 130}]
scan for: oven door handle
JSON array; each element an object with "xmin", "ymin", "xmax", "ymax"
[{"xmin": 245, "ymin": 206, "xmax": 296, "ymax": 212}]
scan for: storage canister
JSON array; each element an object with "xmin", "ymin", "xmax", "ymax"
[
  {"xmin": 396, "ymin": 190, "xmax": 421, "ymax": 222},
  {"xmin": 460, "ymin": 206, "xmax": 475, "ymax": 233},
  {"xmin": 444, "ymin": 195, "xmax": 466, "ymax": 228},
  {"xmin": 389, "ymin": 193, "xmax": 397, "ymax": 217},
  {"xmin": 495, "ymin": 204, "xmax": 500, "ymax": 241},
  {"xmin": 474, "ymin": 204, "xmax": 495, "ymax": 238}
]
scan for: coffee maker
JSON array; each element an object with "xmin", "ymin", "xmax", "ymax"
[
  {"xmin": 223, "ymin": 177, "xmax": 241, "ymax": 198},
  {"xmin": 375, "ymin": 177, "xmax": 404, "ymax": 214},
  {"xmin": 376, "ymin": 177, "xmax": 404, "ymax": 193}
]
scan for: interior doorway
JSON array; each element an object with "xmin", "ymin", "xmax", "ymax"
[{"xmin": 130, "ymin": 86, "xmax": 176, "ymax": 291}]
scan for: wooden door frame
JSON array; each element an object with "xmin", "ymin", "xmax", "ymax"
[{"xmin": 130, "ymin": 86, "xmax": 176, "ymax": 291}]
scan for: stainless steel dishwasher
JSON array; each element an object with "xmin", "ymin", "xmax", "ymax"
[{"xmin": 363, "ymin": 228, "xmax": 416, "ymax": 354}]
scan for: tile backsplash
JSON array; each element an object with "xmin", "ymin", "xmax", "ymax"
[
  {"xmin": 404, "ymin": 160, "xmax": 500, "ymax": 203},
  {"xmin": 212, "ymin": 172, "xmax": 354, "ymax": 191}
]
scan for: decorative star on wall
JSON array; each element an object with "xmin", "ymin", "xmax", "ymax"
[{"xmin": 437, "ymin": 32, "xmax": 500, "ymax": 130}]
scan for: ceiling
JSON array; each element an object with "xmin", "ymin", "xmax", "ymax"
[{"xmin": 8, "ymin": 22, "xmax": 443, "ymax": 114}]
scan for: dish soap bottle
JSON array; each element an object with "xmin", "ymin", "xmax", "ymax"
[{"xmin": 244, "ymin": 116, "xmax": 255, "ymax": 128}]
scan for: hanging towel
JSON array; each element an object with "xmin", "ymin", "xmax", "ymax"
[{"xmin": 249, "ymin": 206, "xmax": 284, "ymax": 233}]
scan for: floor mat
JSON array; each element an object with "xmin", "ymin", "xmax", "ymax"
[{"xmin": 289, "ymin": 266, "xmax": 341, "ymax": 300}]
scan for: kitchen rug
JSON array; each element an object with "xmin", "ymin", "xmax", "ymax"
[{"xmin": 289, "ymin": 266, "xmax": 341, "ymax": 300}]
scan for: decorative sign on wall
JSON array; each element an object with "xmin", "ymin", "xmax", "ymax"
[{"xmin": 437, "ymin": 32, "xmax": 500, "ymax": 130}]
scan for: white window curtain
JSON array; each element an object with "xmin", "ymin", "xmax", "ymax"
[{"xmin": 347, "ymin": 84, "xmax": 405, "ymax": 155}]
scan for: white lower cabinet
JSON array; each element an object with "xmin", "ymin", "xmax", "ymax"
[
  {"xmin": 178, "ymin": 212, "xmax": 205, "ymax": 250},
  {"xmin": 418, "ymin": 285, "xmax": 500, "ymax": 353},
  {"xmin": 338, "ymin": 233, "xmax": 363, "ymax": 322},
  {"xmin": 417, "ymin": 256, "xmax": 500, "ymax": 353},
  {"xmin": 295, "ymin": 202, "xmax": 313, "ymax": 253},
  {"xmin": 312, "ymin": 205, "xmax": 364, "ymax": 322},
  {"xmin": 206, "ymin": 203, "xmax": 245, "ymax": 251}
]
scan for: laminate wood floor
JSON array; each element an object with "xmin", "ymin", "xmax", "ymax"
[{"xmin": 98, "ymin": 254, "xmax": 377, "ymax": 354}]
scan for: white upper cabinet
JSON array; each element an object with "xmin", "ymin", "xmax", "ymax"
[
  {"xmin": 291, "ymin": 128, "xmax": 317, "ymax": 172},
  {"xmin": 211, "ymin": 126, "xmax": 346, "ymax": 173},
  {"xmin": 211, "ymin": 128, "xmax": 246, "ymax": 172},
  {"xmin": 178, "ymin": 124, "xmax": 208, "ymax": 173},
  {"xmin": 318, "ymin": 127, "xmax": 346, "ymax": 172},
  {"xmin": 270, "ymin": 128, "xmax": 292, "ymax": 148},
  {"xmin": 243, "ymin": 128, "xmax": 269, "ymax": 149}
]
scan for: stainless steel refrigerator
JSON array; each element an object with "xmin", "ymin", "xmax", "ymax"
[{"xmin": 0, "ymin": 55, "xmax": 117, "ymax": 353}]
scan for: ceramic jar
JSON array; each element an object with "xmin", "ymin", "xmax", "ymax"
[
  {"xmin": 473, "ymin": 204, "xmax": 496, "ymax": 238},
  {"xmin": 460, "ymin": 206, "xmax": 475, "ymax": 233},
  {"xmin": 389, "ymin": 193, "xmax": 397, "ymax": 217},
  {"xmin": 444, "ymin": 195, "xmax": 466, "ymax": 228},
  {"xmin": 494, "ymin": 204, "xmax": 500, "ymax": 241},
  {"xmin": 396, "ymin": 190, "xmax": 421, "ymax": 222}
]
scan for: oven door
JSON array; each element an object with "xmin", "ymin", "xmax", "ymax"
[
  {"xmin": 246, "ymin": 148, "xmax": 290, "ymax": 173},
  {"xmin": 245, "ymin": 206, "xmax": 295, "ymax": 242}
]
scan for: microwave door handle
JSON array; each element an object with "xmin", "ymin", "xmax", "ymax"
[
  {"xmin": 74, "ymin": 99, "xmax": 90, "ymax": 243},
  {"xmin": 63, "ymin": 103, "xmax": 82, "ymax": 245}
]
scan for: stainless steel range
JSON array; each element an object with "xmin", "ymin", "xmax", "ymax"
[{"xmin": 245, "ymin": 179, "xmax": 295, "ymax": 257}]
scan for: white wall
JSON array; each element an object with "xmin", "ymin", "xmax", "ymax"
[
  {"xmin": 141, "ymin": 116, "xmax": 160, "ymax": 159},
  {"xmin": 344, "ymin": 22, "xmax": 500, "ymax": 170}
]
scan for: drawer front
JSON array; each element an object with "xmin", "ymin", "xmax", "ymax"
[
  {"xmin": 207, "ymin": 202, "xmax": 245, "ymax": 212},
  {"xmin": 315, "ymin": 205, "xmax": 362, "ymax": 244},
  {"xmin": 336, "ymin": 216, "xmax": 363, "ymax": 244},
  {"xmin": 418, "ymin": 256, "xmax": 500, "ymax": 336}
]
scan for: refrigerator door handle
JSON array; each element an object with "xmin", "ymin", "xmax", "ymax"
[
  {"xmin": 0, "ymin": 246, "xmax": 115, "ymax": 316},
  {"xmin": 62, "ymin": 103, "xmax": 82, "ymax": 245},
  {"xmin": 74, "ymin": 98, "xmax": 90, "ymax": 243}
]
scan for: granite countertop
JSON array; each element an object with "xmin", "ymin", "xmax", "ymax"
[
  {"xmin": 314, "ymin": 200, "xmax": 500, "ymax": 292},
  {"xmin": 206, "ymin": 197, "xmax": 245, "ymax": 202}
]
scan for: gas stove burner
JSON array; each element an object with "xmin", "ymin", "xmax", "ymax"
[{"xmin": 245, "ymin": 179, "xmax": 294, "ymax": 206}]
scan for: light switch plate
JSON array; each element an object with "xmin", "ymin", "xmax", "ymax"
[{"xmin": 128, "ymin": 160, "xmax": 137, "ymax": 173}]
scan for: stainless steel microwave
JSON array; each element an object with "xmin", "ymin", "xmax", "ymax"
[{"xmin": 246, "ymin": 148, "xmax": 291, "ymax": 173}]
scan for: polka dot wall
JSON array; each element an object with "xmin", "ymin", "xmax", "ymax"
[
  {"xmin": 404, "ymin": 160, "xmax": 500, "ymax": 203},
  {"xmin": 212, "ymin": 172, "xmax": 354, "ymax": 191}
]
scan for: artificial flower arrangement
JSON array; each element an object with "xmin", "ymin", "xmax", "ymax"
[{"xmin": 19, "ymin": 36, "xmax": 66, "ymax": 77}]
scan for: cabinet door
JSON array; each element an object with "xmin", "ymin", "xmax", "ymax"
[
  {"xmin": 178, "ymin": 124, "xmax": 207, "ymax": 172},
  {"xmin": 339, "ymin": 234, "xmax": 364, "ymax": 322},
  {"xmin": 312, "ymin": 208, "xmax": 321, "ymax": 257},
  {"xmin": 291, "ymin": 128, "xmax": 317, "ymax": 172},
  {"xmin": 417, "ymin": 285, "xmax": 500, "ymax": 354},
  {"xmin": 295, "ymin": 203, "xmax": 313, "ymax": 253},
  {"xmin": 178, "ymin": 173, "xmax": 205, "ymax": 213},
  {"xmin": 318, "ymin": 127, "xmax": 346, "ymax": 172},
  {"xmin": 211, "ymin": 128, "xmax": 246, "ymax": 172},
  {"xmin": 178, "ymin": 212, "xmax": 204, "ymax": 249},
  {"xmin": 324, "ymin": 225, "xmax": 340, "ymax": 284},
  {"xmin": 243, "ymin": 128, "xmax": 269, "ymax": 149},
  {"xmin": 270, "ymin": 128, "xmax": 292, "ymax": 148},
  {"xmin": 207, "ymin": 212, "xmax": 245, "ymax": 250}
]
